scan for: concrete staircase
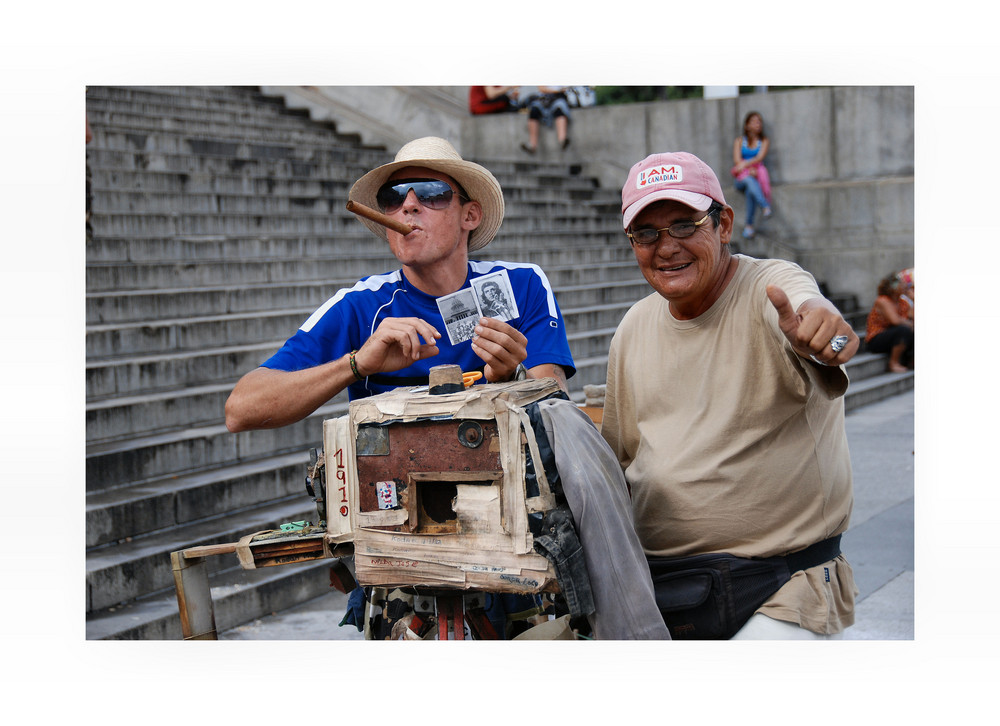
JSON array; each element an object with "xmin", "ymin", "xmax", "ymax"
[{"xmin": 84, "ymin": 86, "xmax": 912, "ymax": 640}]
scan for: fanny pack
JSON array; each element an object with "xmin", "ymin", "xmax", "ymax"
[{"xmin": 647, "ymin": 535, "xmax": 841, "ymax": 640}]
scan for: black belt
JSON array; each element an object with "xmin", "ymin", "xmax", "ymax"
[{"xmin": 782, "ymin": 534, "xmax": 842, "ymax": 574}]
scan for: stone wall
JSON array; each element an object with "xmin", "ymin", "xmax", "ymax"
[{"xmin": 463, "ymin": 86, "xmax": 914, "ymax": 308}]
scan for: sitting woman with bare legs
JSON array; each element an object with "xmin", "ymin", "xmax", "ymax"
[{"xmin": 865, "ymin": 273, "xmax": 914, "ymax": 372}]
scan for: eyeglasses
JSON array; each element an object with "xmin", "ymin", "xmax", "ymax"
[
  {"xmin": 626, "ymin": 212, "xmax": 713, "ymax": 245},
  {"xmin": 375, "ymin": 178, "xmax": 469, "ymax": 214}
]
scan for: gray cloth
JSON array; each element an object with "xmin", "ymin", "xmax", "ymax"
[{"xmin": 535, "ymin": 399, "xmax": 670, "ymax": 640}]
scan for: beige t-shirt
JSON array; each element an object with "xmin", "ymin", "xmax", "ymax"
[{"xmin": 602, "ymin": 255, "xmax": 856, "ymax": 633}]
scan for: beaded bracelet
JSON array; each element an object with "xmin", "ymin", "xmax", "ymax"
[{"xmin": 349, "ymin": 350, "xmax": 364, "ymax": 380}]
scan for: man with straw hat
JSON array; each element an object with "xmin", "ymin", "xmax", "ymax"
[
  {"xmin": 226, "ymin": 136, "xmax": 573, "ymax": 429},
  {"xmin": 226, "ymin": 137, "xmax": 667, "ymax": 640}
]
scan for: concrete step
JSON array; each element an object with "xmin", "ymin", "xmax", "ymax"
[
  {"xmin": 86, "ymin": 448, "xmax": 319, "ymax": 548},
  {"xmin": 89, "ymin": 166, "xmax": 354, "ymax": 199},
  {"xmin": 87, "ymin": 146, "xmax": 385, "ymax": 180},
  {"xmin": 562, "ymin": 300, "xmax": 634, "ymax": 334},
  {"xmin": 86, "ymin": 381, "xmax": 235, "ymax": 443},
  {"xmin": 93, "ymin": 188, "xmax": 350, "ymax": 217},
  {"xmin": 847, "ymin": 351, "xmax": 894, "ymax": 381},
  {"xmin": 89, "ymin": 210, "xmax": 345, "ymax": 240},
  {"xmin": 86, "ymin": 341, "xmax": 276, "ymax": 398},
  {"xmin": 87, "ymin": 279, "xmax": 362, "ymax": 325},
  {"xmin": 86, "ymin": 493, "xmax": 319, "ymax": 612},
  {"xmin": 85, "ymin": 141, "xmax": 383, "ymax": 173},
  {"xmin": 86, "ymin": 557, "xmax": 338, "ymax": 640},
  {"xmin": 85, "ymin": 401, "xmax": 338, "ymax": 492},
  {"xmin": 845, "ymin": 309, "xmax": 868, "ymax": 330},
  {"xmin": 85, "ymin": 253, "xmax": 379, "ymax": 292},
  {"xmin": 85, "ymin": 380, "xmax": 342, "ymax": 450},
  {"xmin": 568, "ymin": 326, "xmax": 620, "ymax": 361},
  {"xmin": 566, "ymin": 354, "xmax": 613, "ymax": 390},
  {"xmin": 91, "ymin": 123, "xmax": 376, "ymax": 159},
  {"xmin": 86, "ymin": 309, "xmax": 313, "ymax": 359},
  {"xmin": 86, "ymin": 100, "xmax": 359, "ymax": 138},
  {"xmin": 88, "ymin": 85, "xmax": 320, "ymax": 116},
  {"xmin": 556, "ymin": 278, "xmax": 648, "ymax": 308},
  {"xmin": 85, "ymin": 233, "xmax": 395, "ymax": 266},
  {"xmin": 90, "ymin": 118, "xmax": 368, "ymax": 158},
  {"xmin": 844, "ymin": 368, "xmax": 914, "ymax": 412},
  {"xmin": 86, "ymin": 94, "xmax": 318, "ymax": 124}
]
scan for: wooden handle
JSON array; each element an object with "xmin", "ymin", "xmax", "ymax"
[{"xmin": 346, "ymin": 199, "xmax": 413, "ymax": 235}]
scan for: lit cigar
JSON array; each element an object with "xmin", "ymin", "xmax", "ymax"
[{"xmin": 346, "ymin": 200, "xmax": 413, "ymax": 236}]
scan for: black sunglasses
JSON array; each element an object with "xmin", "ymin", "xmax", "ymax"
[{"xmin": 375, "ymin": 178, "xmax": 469, "ymax": 214}]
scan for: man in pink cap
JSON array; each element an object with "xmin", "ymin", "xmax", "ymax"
[{"xmin": 601, "ymin": 151, "xmax": 861, "ymax": 639}]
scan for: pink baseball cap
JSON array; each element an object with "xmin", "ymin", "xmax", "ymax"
[{"xmin": 621, "ymin": 151, "xmax": 727, "ymax": 229}]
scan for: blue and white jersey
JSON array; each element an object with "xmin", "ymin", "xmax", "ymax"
[{"xmin": 261, "ymin": 260, "xmax": 576, "ymax": 400}]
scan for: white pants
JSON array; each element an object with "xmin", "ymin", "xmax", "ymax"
[{"xmin": 731, "ymin": 613, "xmax": 844, "ymax": 640}]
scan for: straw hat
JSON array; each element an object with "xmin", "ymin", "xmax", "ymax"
[{"xmin": 349, "ymin": 136, "xmax": 505, "ymax": 251}]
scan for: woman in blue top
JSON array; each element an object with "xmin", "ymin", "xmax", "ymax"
[{"xmin": 731, "ymin": 111, "xmax": 772, "ymax": 239}]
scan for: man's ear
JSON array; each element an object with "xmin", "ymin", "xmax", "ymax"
[
  {"xmin": 461, "ymin": 200, "xmax": 483, "ymax": 232},
  {"xmin": 718, "ymin": 205, "xmax": 735, "ymax": 244}
]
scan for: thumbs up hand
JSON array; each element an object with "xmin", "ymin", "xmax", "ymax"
[{"xmin": 766, "ymin": 285, "xmax": 858, "ymax": 365}]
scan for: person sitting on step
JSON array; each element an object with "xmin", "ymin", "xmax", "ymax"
[{"xmin": 865, "ymin": 272, "xmax": 915, "ymax": 372}]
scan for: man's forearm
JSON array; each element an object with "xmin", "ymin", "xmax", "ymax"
[
  {"xmin": 527, "ymin": 363, "xmax": 569, "ymax": 393},
  {"xmin": 225, "ymin": 357, "xmax": 356, "ymax": 432}
]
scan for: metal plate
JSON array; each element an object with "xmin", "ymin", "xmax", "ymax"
[{"xmin": 356, "ymin": 424, "xmax": 390, "ymax": 456}]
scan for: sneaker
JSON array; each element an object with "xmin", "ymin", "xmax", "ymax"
[
  {"xmin": 742, "ymin": 226, "xmax": 755, "ymax": 239},
  {"xmin": 561, "ymin": 138, "xmax": 571, "ymax": 150},
  {"xmin": 520, "ymin": 143, "xmax": 536, "ymax": 155},
  {"xmin": 762, "ymin": 207, "xmax": 772, "ymax": 218}
]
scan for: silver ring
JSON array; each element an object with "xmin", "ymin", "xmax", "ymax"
[{"xmin": 829, "ymin": 334, "xmax": 849, "ymax": 353}]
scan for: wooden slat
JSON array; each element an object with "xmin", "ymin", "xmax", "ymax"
[{"xmin": 181, "ymin": 543, "xmax": 237, "ymax": 559}]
